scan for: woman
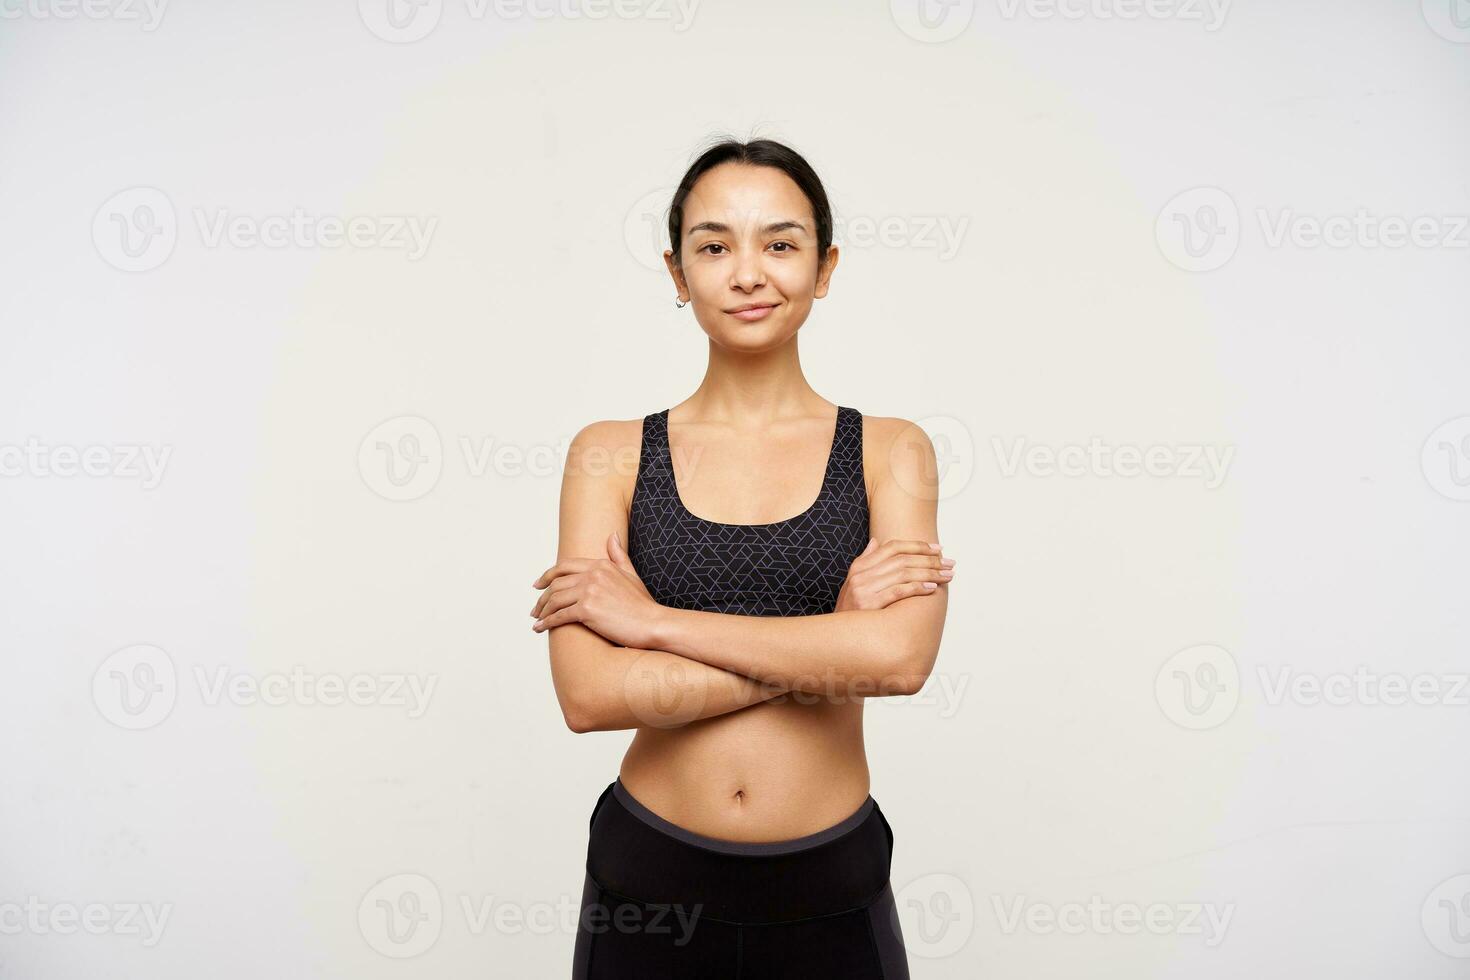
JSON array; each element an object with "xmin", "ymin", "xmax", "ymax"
[{"xmin": 532, "ymin": 138, "xmax": 951, "ymax": 979}]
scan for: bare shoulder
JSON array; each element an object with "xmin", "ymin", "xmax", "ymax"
[
  {"xmin": 568, "ymin": 417, "xmax": 644, "ymax": 454},
  {"xmin": 860, "ymin": 414, "xmax": 937, "ymax": 493},
  {"xmin": 556, "ymin": 417, "xmax": 647, "ymax": 554},
  {"xmin": 564, "ymin": 417, "xmax": 645, "ymax": 489}
]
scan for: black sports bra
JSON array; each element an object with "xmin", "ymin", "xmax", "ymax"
[{"xmin": 627, "ymin": 406, "xmax": 870, "ymax": 616}]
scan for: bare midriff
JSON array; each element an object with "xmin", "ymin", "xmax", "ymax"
[{"xmin": 617, "ymin": 695, "xmax": 870, "ymax": 843}]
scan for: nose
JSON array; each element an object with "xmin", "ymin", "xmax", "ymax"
[{"xmin": 730, "ymin": 246, "xmax": 765, "ymax": 290}]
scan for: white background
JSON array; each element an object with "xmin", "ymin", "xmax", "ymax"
[{"xmin": 2, "ymin": 1, "xmax": 1468, "ymax": 976}]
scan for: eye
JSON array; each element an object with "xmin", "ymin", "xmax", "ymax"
[
  {"xmin": 770, "ymin": 241, "xmax": 795, "ymax": 253},
  {"xmin": 699, "ymin": 243, "xmax": 727, "ymax": 255}
]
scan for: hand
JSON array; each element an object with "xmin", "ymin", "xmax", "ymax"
[
  {"xmin": 834, "ymin": 539, "xmax": 953, "ymax": 612},
  {"xmin": 531, "ymin": 533, "xmax": 663, "ymax": 648}
]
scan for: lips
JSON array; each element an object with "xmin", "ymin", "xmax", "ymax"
[{"xmin": 726, "ymin": 303, "xmax": 779, "ymax": 321}]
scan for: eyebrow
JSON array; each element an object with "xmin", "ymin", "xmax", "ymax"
[{"xmin": 685, "ymin": 219, "xmax": 809, "ymax": 238}]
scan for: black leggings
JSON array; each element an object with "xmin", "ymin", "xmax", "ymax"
[{"xmin": 571, "ymin": 780, "xmax": 910, "ymax": 979}]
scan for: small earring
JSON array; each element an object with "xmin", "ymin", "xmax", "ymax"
[{"xmin": 675, "ymin": 296, "xmax": 688, "ymax": 308}]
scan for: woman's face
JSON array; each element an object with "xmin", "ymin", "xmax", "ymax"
[{"xmin": 665, "ymin": 162, "xmax": 838, "ymax": 354}]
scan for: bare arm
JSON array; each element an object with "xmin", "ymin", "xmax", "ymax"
[
  {"xmin": 648, "ymin": 419, "xmax": 948, "ymax": 696},
  {"xmin": 545, "ymin": 420, "xmax": 790, "ymax": 733}
]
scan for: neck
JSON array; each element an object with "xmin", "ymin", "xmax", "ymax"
[{"xmin": 682, "ymin": 335, "xmax": 830, "ymax": 425}]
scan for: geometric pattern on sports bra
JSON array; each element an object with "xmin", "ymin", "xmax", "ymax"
[{"xmin": 626, "ymin": 406, "xmax": 870, "ymax": 616}]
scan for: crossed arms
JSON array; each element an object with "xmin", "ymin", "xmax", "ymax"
[{"xmin": 536, "ymin": 417, "xmax": 951, "ymax": 733}]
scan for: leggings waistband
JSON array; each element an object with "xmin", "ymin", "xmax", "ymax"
[{"xmin": 585, "ymin": 780, "xmax": 894, "ymax": 925}]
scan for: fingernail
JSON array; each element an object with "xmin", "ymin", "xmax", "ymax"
[
  {"xmin": 532, "ymin": 620, "xmax": 544, "ymax": 630},
  {"xmin": 928, "ymin": 542, "xmax": 942, "ymax": 551},
  {"xmin": 938, "ymin": 569, "xmax": 953, "ymax": 579},
  {"xmin": 922, "ymin": 581, "xmax": 937, "ymax": 589},
  {"xmin": 940, "ymin": 558, "xmax": 956, "ymax": 568}
]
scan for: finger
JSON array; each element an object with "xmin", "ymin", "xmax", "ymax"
[
  {"xmin": 875, "ymin": 581, "xmax": 939, "ymax": 606},
  {"xmin": 532, "ymin": 558, "xmax": 592, "ymax": 589},
  {"xmin": 897, "ymin": 562, "xmax": 950, "ymax": 582},
  {"xmin": 538, "ymin": 578, "xmax": 582, "ymax": 617},
  {"xmin": 871, "ymin": 564, "xmax": 952, "ymax": 592},
  {"xmin": 863, "ymin": 553, "xmax": 948, "ymax": 581},
  {"xmin": 894, "ymin": 554, "xmax": 955, "ymax": 571},
  {"xmin": 532, "ymin": 604, "xmax": 582, "ymax": 632},
  {"xmin": 535, "ymin": 608, "xmax": 567, "ymax": 631},
  {"xmin": 873, "ymin": 539, "xmax": 943, "ymax": 562},
  {"xmin": 530, "ymin": 574, "xmax": 582, "ymax": 617}
]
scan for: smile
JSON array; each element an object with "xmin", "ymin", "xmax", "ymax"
[{"xmin": 727, "ymin": 304, "xmax": 779, "ymax": 322}]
